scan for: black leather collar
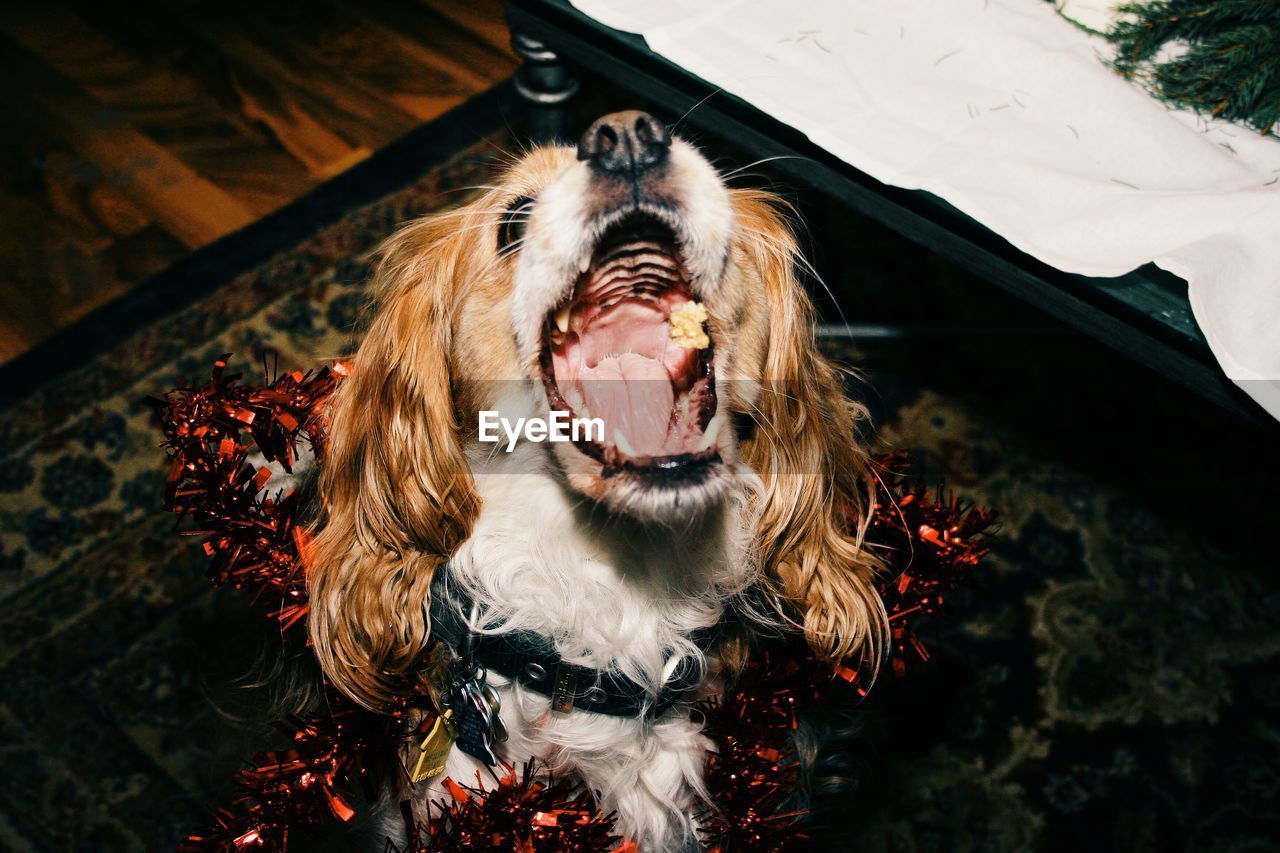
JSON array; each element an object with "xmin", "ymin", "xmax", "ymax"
[{"xmin": 428, "ymin": 572, "xmax": 721, "ymax": 719}]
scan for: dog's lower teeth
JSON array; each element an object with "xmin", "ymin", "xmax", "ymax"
[
  {"xmin": 694, "ymin": 414, "xmax": 724, "ymax": 453},
  {"xmin": 613, "ymin": 429, "xmax": 638, "ymax": 459}
]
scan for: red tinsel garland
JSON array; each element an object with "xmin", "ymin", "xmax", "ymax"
[
  {"xmin": 695, "ymin": 650, "xmax": 818, "ymax": 852},
  {"xmin": 863, "ymin": 451, "xmax": 994, "ymax": 680},
  {"xmin": 179, "ymin": 691, "xmax": 434, "ymax": 852},
  {"xmin": 391, "ymin": 762, "xmax": 625, "ymax": 852},
  {"xmin": 152, "ymin": 358, "xmax": 996, "ymax": 852},
  {"xmin": 148, "ymin": 355, "xmax": 342, "ymax": 631}
]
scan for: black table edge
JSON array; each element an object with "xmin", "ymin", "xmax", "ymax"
[{"xmin": 506, "ymin": 0, "xmax": 1271, "ymax": 427}]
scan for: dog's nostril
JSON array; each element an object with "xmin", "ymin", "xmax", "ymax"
[
  {"xmin": 597, "ymin": 125, "xmax": 618, "ymax": 153},
  {"xmin": 577, "ymin": 110, "xmax": 671, "ymax": 174},
  {"xmin": 634, "ymin": 114, "xmax": 667, "ymax": 148}
]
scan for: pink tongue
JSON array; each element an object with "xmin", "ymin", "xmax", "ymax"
[{"xmin": 577, "ymin": 353, "xmax": 673, "ymax": 456}]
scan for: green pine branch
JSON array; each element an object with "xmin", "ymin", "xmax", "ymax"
[{"xmin": 1108, "ymin": 0, "xmax": 1280, "ymax": 134}]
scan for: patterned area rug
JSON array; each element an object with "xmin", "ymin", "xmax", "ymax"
[{"xmin": 1, "ymin": 99, "xmax": 1278, "ymax": 851}]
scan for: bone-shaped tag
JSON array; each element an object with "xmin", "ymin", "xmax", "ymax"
[{"xmin": 410, "ymin": 709, "xmax": 456, "ymax": 783}]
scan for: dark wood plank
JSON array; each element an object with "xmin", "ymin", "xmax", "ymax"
[
  {"xmin": 0, "ymin": 82, "xmax": 521, "ymax": 401},
  {"xmin": 0, "ymin": 2, "xmax": 316, "ymax": 214},
  {"xmin": 246, "ymin": 0, "xmax": 484, "ymax": 121},
  {"xmin": 0, "ymin": 35, "xmax": 257, "ymax": 248},
  {"xmin": 0, "ymin": 128, "xmax": 186, "ymax": 362},
  {"xmin": 322, "ymin": 0, "xmax": 496, "ymax": 96},
  {"xmin": 345, "ymin": 0, "xmax": 519, "ymax": 87},
  {"xmin": 0, "ymin": 0, "xmax": 512, "ymax": 364},
  {"xmin": 63, "ymin": 1, "xmax": 381, "ymax": 176},
  {"xmin": 418, "ymin": 0, "xmax": 516, "ymax": 59},
  {"xmin": 172, "ymin": 3, "xmax": 423, "ymax": 150}
]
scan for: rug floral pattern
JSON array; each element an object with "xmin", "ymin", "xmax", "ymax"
[{"xmin": 1, "ymin": 131, "xmax": 1277, "ymax": 851}]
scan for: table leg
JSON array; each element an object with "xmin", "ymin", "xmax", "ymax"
[{"xmin": 511, "ymin": 31, "xmax": 579, "ymax": 142}]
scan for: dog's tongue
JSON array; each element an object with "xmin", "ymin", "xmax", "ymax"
[{"xmin": 578, "ymin": 353, "xmax": 674, "ymax": 456}]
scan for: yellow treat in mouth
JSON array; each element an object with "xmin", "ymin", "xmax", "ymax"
[{"xmin": 669, "ymin": 301, "xmax": 710, "ymax": 349}]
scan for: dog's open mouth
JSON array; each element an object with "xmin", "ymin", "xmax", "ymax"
[{"xmin": 541, "ymin": 214, "xmax": 720, "ymax": 477}]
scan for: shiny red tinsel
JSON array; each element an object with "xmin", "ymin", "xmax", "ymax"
[
  {"xmin": 156, "ymin": 358, "xmax": 995, "ymax": 852},
  {"xmin": 148, "ymin": 354, "xmax": 342, "ymax": 630},
  {"xmin": 695, "ymin": 650, "xmax": 825, "ymax": 851},
  {"xmin": 865, "ymin": 451, "xmax": 997, "ymax": 679},
  {"xmin": 179, "ymin": 691, "xmax": 435, "ymax": 851},
  {"xmin": 390, "ymin": 761, "xmax": 623, "ymax": 852}
]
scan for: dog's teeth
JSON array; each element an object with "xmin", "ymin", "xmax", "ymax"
[
  {"xmin": 554, "ymin": 303, "xmax": 571, "ymax": 334},
  {"xmin": 694, "ymin": 414, "xmax": 724, "ymax": 453},
  {"xmin": 567, "ymin": 394, "xmax": 591, "ymax": 423},
  {"xmin": 579, "ymin": 254, "xmax": 591, "ymax": 274},
  {"xmin": 613, "ymin": 428, "xmax": 637, "ymax": 458}
]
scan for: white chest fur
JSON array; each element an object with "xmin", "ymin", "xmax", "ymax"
[{"xmin": 422, "ymin": 444, "xmax": 760, "ymax": 850}]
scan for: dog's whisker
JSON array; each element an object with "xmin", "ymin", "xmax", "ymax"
[
  {"xmin": 444, "ymin": 184, "xmax": 507, "ymax": 195},
  {"xmin": 669, "ymin": 88, "xmax": 724, "ymax": 136},
  {"xmin": 737, "ymin": 218, "xmax": 855, "ymax": 335},
  {"xmin": 481, "ymin": 135, "xmax": 521, "ymax": 163},
  {"xmin": 794, "ymin": 248, "xmax": 854, "ymax": 334},
  {"xmin": 399, "ymin": 206, "xmax": 511, "ymax": 227},
  {"xmin": 720, "ymin": 171, "xmax": 781, "ymax": 185},
  {"xmin": 720, "ymin": 154, "xmax": 809, "ymax": 181}
]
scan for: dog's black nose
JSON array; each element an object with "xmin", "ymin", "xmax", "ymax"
[{"xmin": 578, "ymin": 111, "xmax": 671, "ymax": 174}]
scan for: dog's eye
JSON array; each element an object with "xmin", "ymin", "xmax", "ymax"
[{"xmin": 498, "ymin": 196, "xmax": 535, "ymax": 253}]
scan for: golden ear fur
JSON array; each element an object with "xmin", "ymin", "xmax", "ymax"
[
  {"xmin": 733, "ymin": 191, "xmax": 888, "ymax": 673},
  {"xmin": 308, "ymin": 210, "xmax": 483, "ymax": 710}
]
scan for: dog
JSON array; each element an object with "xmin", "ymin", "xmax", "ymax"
[{"xmin": 305, "ymin": 111, "xmax": 887, "ymax": 851}]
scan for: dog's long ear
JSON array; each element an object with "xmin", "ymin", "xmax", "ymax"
[
  {"xmin": 734, "ymin": 192, "xmax": 887, "ymax": 673},
  {"xmin": 308, "ymin": 212, "xmax": 482, "ymax": 710}
]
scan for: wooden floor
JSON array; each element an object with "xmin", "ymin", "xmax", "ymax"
[{"xmin": 0, "ymin": 0, "xmax": 514, "ymax": 364}]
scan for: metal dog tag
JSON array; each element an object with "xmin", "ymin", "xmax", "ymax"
[
  {"xmin": 479, "ymin": 681, "xmax": 509, "ymax": 743},
  {"xmin": 454, "ymin": 682, "xmax": 498, "ymax": 766},
  {"xmin": 410, "ymin": 709, "xmax": 456, "ymax": 783}
]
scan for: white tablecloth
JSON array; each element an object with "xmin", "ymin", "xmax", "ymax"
[{"xmin": 569, "ymin": 0, "xmax": 1280, "ymax": 420}]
